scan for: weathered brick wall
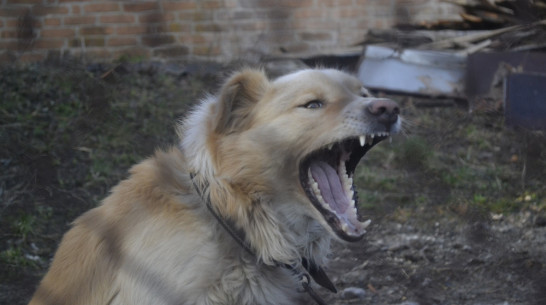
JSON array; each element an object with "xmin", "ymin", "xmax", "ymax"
[{"xmin": 0, "ymin": 0, "xmax": 460, "ymax": 63}]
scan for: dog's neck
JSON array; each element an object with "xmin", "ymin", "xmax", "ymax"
[{"xmin": 189, "ymin": 172, "xmax": 337, "ymax": 303}]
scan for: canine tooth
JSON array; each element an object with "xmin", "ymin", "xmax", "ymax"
[
  {"xmin": 362, "ymin": 219, "xmax": 371, "ymax": 228},
  {"xmin": 341, "ymin": 223, "xmax": 349, "ymax": 232},
  {"xmin": 327, "ymin": 143, "xmax": 334, "ymax": 150},
  {"xmin": 350, "ymin": 199, "xmax": 355, "ymax": 207},
  {"xmin": 359, "ymin": 135, "xmax": 365, "ymax": 146}
]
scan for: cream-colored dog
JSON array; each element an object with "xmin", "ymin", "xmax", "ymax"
[{"xmin": 29, "ymin": 68, "xmax": 400, "ymax": 305}]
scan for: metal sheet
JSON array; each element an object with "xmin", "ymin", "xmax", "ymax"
[
  {"xmin": 504, "ymin": 73, "xmax": 546, "ymax": 130},
  {"xmin": 357, "ymin": 45, "xmax": 466, "ymax": 97}
]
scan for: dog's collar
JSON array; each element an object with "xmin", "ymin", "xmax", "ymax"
[{"xmin": 189, "ymin": 172, "xmax": 337, "ymax": 305}]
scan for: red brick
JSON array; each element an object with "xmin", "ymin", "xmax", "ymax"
[
  {"xmin": 72, "ymin": 5, "xmax": 81, "ymax": 14},
  {"xmin": 44, "ymin": 17, "xmax": 62, "ymax": 26},
  {"xmin": 233, "ymin": 22, "xmax": 267, "ymax": 31},
  {"xmin": 0, "ymin": 7, "xmax": 28, "ymax": 17},
  {"xmin": 293, "ymin": 19, "xmax": 331, "ymax": 30},
  {"xmin": 71, "ymin": 37, "xmax": 104, "ymax": 47},
  {"xmin": 337, "ymin": 7, "xmax": 368, "ymax": 18},
  {"xmin": 319, "ymin": 0, "xmax": 353, "ymax": 6},
  {"xmin": 107, "ymin": 36, "xmax": 137, "ymax": 47},
  {"xmin": 64, "ymin": 16, "xmax": 95, "ymax": 25},
  {"xmin": 6, "ymin": 19, "xmax": 19, "ymax": 28},
  {"xmin": 41, "ymin": 28, "xmax": 75, "ymax": 38},
  {"xmin": 141, "ymin": 34, "xmax": 175, "ymax": 47},
  {"xmin": 240, "ymin": 0, "xmax": 313, "ymax": 8},
  {"xmin": 163, "ymin": 1, "xmax": 197, "ymax": 10},
  {"xmin": 293, "ymin": 9, "xmax": 322, "ymax": 18},
  {"xmin": 167, "ymin": 23, "xmax": 191, "ymax": 32},
  {"xmin": 195, "ymin": 24, "xmax": 222, "ymax": 32},
  {"xmin": 123, "ymin": 2, "xmax": 159, "ymax": 12},
  {"xmin": 138, "ymin": 13, "xmax": 175, "ymax": 23},
  {"xmin": 7, "ymin": 0, "xmax": 43, "ymax": 4},
  {"xmin": 84, "ymin": 3, "xmax": 120, "ymax": 13},
  {"xmin": 230, "ymin": 11, "xmax": 254, "ymax": 20},
  {"xmin": 153, "ymin": 46, "xmax": 189, "ymax": 58},
  {"xmin": 1, "ymin": 30, "xmax": 18, "ymax": 39},
  {"xmin": 193, "ymin": 45, "xmax": 221, "ymax": 56},
  {"xmin": 179, "ymin": 11, "xmax": 213, "ymax": 21},
  {"xmin": 255, "ymin": 9, "xmax": 291, "ymax": 20},
  {"xmin": 34, "ymin": 39, "xmax": 65, "ymax": 49},
  {"xmin": 0, "ymin": 41, "xmax": 19, "ymax": 51},
  {"xmin": 32, "ymin": 5, "xmax": 70, "ymax": 16},
  {"xmin": 299, "ymin": 32, "xmax": 333, "ymax": 41},
  {"xmin": 100, "ymin": 14, "xmax": 135, "ymax": 24},
  {"xmin": 178, "ymin": 34, "xmax": 207, "ymax": 44},
  {"xmin": 201, "ymin": 1, "xmax": 224, "ymax": 9},
  {"xmin": 116, "ymin": 25, "xmax": 148, "ymax": 35},
  {"xmin": 80, "ymin": 26, "xmax": 114, "ymax": 35}
]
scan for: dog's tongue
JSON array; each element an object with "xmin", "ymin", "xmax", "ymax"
[{"xmin": 310, "ymin": 161, "xmax": 349, "ymax": 214}]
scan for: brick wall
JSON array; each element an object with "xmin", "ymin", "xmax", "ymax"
[{"xmin": 0, "ymin": 0, "xmax": 460, "ymax": 63}]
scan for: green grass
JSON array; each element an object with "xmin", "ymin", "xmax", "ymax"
[
  {"xmin": 355, "ymin": 103, "xmax": 546, "ymax": 220},
  {"xmin": 0, "ymin": 62, "xmax": 208, "ymax": 273}
]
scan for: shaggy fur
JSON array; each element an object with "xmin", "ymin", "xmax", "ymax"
[{"xmin": 29, "ymin": 68, "xmax": 400, "ymax": 305}]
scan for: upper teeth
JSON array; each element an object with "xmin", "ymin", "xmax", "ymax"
[{"xmin": 327, "ymin": 132, "xmax": 391, "ymax": 150}]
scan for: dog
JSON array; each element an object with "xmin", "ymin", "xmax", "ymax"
[{"xmin": 29, "ymin": 68, "xmax": 400, "ymax": 305}]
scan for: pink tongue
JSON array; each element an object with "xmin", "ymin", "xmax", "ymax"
[{"xmin": 310, "ymin": 161, "xmax": 349, "ymax": 214}]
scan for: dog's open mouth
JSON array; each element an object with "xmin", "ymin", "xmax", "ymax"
[{"xmin": 299, "ymin": 133, "xmax": 389, "ymax": 241}]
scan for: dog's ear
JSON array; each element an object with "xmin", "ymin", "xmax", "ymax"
[{"xmin": 213, "ymin": 69, "xmax": 269, "ymax": 134}]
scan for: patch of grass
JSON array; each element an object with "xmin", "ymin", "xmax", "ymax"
[
  {"xmin": 395, "ymin": 136, "xmax": 433, "ymax": 169},
  {"xmin": 13, "ymin": 214, "xmax": 36, "ymax": 242},
  {"xmin": 354, "ymin": 101, "xmax": 545, "ymax": 220},
  {"xmin": 0, "ymin": 246, "xmax": 37, "ymax": 268},
  {"xmin": 0, "ymin": 62, "xmax": 208, "ymax": 273}
]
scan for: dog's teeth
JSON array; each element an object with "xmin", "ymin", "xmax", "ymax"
[
  {"xmin": 341, "ymin": 223, "xmax": 349, "ymax": 232},
  {"xmin": 350, "ymin": 199, "xmax": 355, "ymax": 207},
  {"xmin": 362, "ymin": 219, "xmax": 371, "ymax": 228},
  {"xmin": 327, "ymin": 143, "xmax": 334, "ymax": 150},
  {"xmin": 359, "ymin": 135, "xmax": 365, "ymax": 147},
  {"xmin": 317, "ymin": 194, "xmax": 325, "ymax": 204}
]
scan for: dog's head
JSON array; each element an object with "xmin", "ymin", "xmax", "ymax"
[{"xmin": 181, "ymin": 68, "xmax": 400, "ymax": 244}]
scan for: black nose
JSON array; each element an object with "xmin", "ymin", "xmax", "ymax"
[{"xmin": 366, "ymin": 98, "xmax": 400, "ymax": 128}]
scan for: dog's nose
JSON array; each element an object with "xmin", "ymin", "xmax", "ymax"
[{"xmin": 366, "ymin": 98, "xmax": 400, "ymax": 129}]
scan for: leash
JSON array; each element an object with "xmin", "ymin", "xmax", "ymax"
[{"xmin": 189, "ymin": 173, "xmax": 336, "ymax": 305}]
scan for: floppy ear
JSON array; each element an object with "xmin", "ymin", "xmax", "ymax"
[{"xmin": 213, "ymin": 69, "xmax": 269, "ymax": 134}]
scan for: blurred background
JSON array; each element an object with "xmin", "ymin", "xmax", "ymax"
[{"xmin": 1, "ymin": 1, "xmax": 545, "ymax": 304}]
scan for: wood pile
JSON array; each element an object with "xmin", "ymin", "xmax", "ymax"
[{"xmin": 361, "ymin": 0, "xmax": 546, "ymax": 53}]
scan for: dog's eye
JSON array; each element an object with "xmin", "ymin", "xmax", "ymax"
[{"xmin": 301, "ymin": 100, "xmax": 323, "ymax": 109}]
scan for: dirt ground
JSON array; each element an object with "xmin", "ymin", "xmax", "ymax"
[{"xmin": 1, "ymin": 61, "xmax": 544, "ymax": 305}]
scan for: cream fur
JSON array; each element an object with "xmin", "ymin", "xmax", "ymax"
[{"xmin": 28, "ymin": 68, "xmax": 400, "ymax": 305}]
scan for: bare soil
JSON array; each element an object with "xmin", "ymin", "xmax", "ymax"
[{"xmin": 0, "ymin": 62, "xmax": 544, "ymax": 305}]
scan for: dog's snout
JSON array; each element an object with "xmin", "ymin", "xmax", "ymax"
[{"xmin": 366, "ymin": 99, "xmax": 400, "ymax": 128}]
